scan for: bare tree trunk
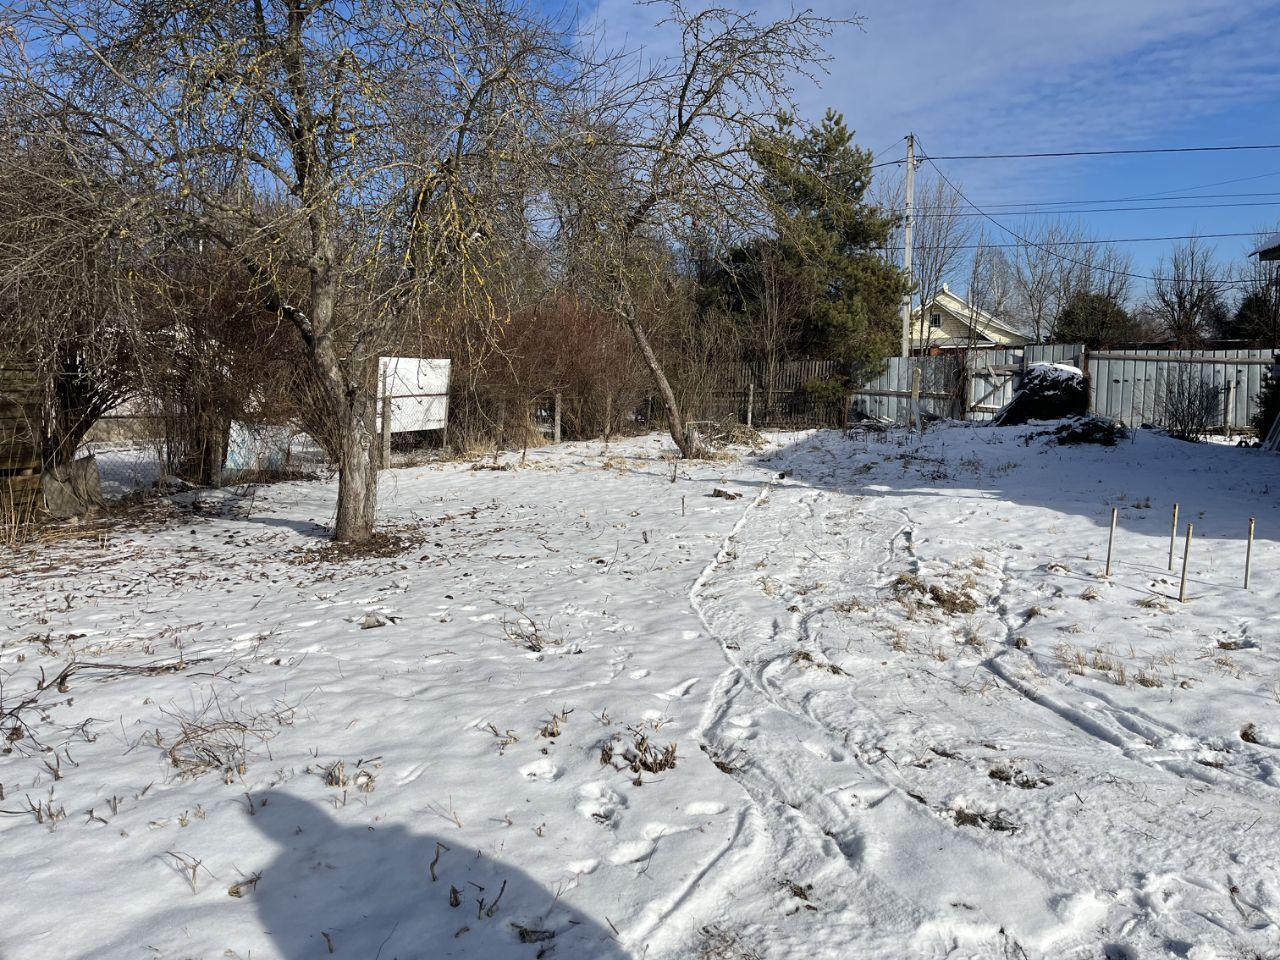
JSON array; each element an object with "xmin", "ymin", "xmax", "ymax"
[
  {"xmin": 619, "ymin": 302, "xmax": 705, "ymax": 458},
  {"xmin": 333, "ymin": 389, "xmax": 378, "ymax": 542}
]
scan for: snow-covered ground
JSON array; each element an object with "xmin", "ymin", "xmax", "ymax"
[{"xmin": 3, "ymin": 425, "xmax": 1279, "ymax": 960}]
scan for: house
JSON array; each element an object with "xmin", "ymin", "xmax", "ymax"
[
  {"xmin": 910, "ymin": 285, "xmax": 1031, "ymax": 351},
  {"xmin": 1252, "ymin": 232, "xmax": 1280, "ymax": 262}
]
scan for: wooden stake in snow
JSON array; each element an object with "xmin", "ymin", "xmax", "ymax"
[
  {"xmin": 1179, "ymin": 523, "xmax": 1193, "ymax": 603},
  {"xmin": 553, "ymin": 392, "xmax": 562, "ymax": 444},
  {"xmin": 1105, "ymin": 506, "xmax": 1118, "ymax": 577},
  {"xmin": 1168, "ymin": 502, "xmax": 1179, "ymax": 571},
  {"xmin": 746, "ymin": 382, "xmax": 754, "ymax": 429},
  {"xmin": 1245, "ymin": 516, "xmax": 1255, "ymax": 589}
]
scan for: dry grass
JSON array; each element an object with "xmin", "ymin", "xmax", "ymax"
[
  {"xmin": 694, "ymin": 926, "xmax": 763, "ymax": 960},
  {"xmin": 793, "ymin": 650, "xmax": 847, "ymax": 675},
  {"xmin": 500, "ymin": 606, "xmax": 560, "ymax": 652},
  {"xmin": 149, "ymin": 693, "xmax": 293, "ymax": 782},
  {"xmin": 929, "ymin": 584, "xmax": 977, "ymax": 615}
]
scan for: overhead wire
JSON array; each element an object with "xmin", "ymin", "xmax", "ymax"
[{"xmin": 912, "ymin": 134, "xmax": 1262, "ymax": 288}]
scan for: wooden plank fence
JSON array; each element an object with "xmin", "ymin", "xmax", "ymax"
[{"xmin": 0, "ymin": 365, "xmax": 43, "ymax": 515}]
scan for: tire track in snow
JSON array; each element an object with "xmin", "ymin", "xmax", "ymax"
[{"xmin": 685, "ymin": 478, "xmax": 1114, "ymax": 957}]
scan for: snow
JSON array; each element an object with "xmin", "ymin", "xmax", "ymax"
[
  {"xmin": 1027, "ymin": 361, "xmax": 1084, "ymax": 379},
  {"xmin": 3, "ymin": 426, "xmax": 1280, "ymax": 959}
]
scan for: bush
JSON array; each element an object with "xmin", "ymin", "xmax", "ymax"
[
  {"xmin": 1251, "ymin": 373, "xmax": 1280, "ymax": 439},
  {"xmin": 1159, "ymin": 369, "xmax": 1223, "ymax": 441}
]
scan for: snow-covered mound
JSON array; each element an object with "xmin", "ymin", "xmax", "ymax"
[{"xmin": 993, "ymin": 361, "xmax": 1089, "ymax": 426}]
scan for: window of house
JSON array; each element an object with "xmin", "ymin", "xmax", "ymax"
[{"xmin": 929, "ymin": 312, "xmax": 942, "ymax": 329}]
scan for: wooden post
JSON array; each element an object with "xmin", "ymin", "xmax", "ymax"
[
  {"xmin": 1080, "ymin": 346, "xmax": 1092, "ymax": 412},
  {"xmin": 1105, "ymin": 506, "xmax": 1118, "ymax": 577},
  {"xmin": 604, "ymin": 393, "xmax": 612, "ymax": 443},
  {"xmin": 746, "ymin": 382, "xmax": 754, "ymax": 429},
  {"xmin": 1168, "ymin": 503, "xmax": 1179, "ymax": 571},
  {"xmin": 553, "ymin": 392, "xmax": 562, "ymax": 444},
  {"xmin": 1178, "ymin": 523, "xmax": 1193, "ymax": 603},
  {"xmin": 1245, "ymin": 516, "xmax": 1255, "ymax": 589},
  {"xmin": 380, "ymin": 365, "xmax": 393, "ymax": 469}
]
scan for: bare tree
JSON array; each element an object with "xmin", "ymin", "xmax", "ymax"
[
  {"xmin": 872, "ymin": 169, "xmax": 972, "ymax": 350},
  {"xmin": 0, "ymin": 121, "xmax": 142, "ymax": 471},
  {"xmin": 4, "ymin": 0, "xmax": 583, "ymax": 541},
  {"xmin": 1150, "ymin": 237, "xmax": 1221, "ymax": 347},
  {"xmin": 1010, "ymin": 220, "xmax": 1081, "ymax": 343},
  {"xmin": 566, "ymin": 1, "xmax": 846, "ymax": 458}
]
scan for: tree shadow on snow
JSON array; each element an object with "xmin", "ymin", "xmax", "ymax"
[{"xmin": 251, "ymin": 793, "xmax": 630, "ymax": 960}]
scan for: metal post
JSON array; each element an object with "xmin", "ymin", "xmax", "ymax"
[
  {"xmin": 909, "ymin": 365, "xmax": 922, "ymax": 431},
  {"xmin": 1168, "ymin": 503, "xmax": 1179, "ymax": 571},
  {"xmin": 1245, "ymin": 516, "xmax": 1255, "ymax": 589},
  {"xmin": 1179, "ymin": 524, "xmax": 1193, "ymax": 603},
  {"xmin": 1105, "ymin": 506, "xmax": 1118, "ymax": 577},
  {"xmin": 899, "ymin": 133, "xmax": 915, "ymax": 358}
]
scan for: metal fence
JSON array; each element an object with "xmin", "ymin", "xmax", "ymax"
[
  {"xmin": 1088, "ymin": 348, "xmax": 1275, "ymax": 428},
  {"xmin": 849, "ymin": 344, "xmax": 1277, "ymax": 431}
]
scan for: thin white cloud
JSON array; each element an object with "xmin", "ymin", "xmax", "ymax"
[{"xmin": 582, "ymin": 0, "xmax": 1280, "ymax": 201}]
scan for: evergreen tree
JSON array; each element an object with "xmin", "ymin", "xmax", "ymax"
[
  {"xmin": 1230, "ymin": 287, "xmax": 1280, "ymax": 345},
  {"xmin": 1053, "ymin": 290, "xmax": 1140, "ymax": 347},
  {"xmin": 715, "ymin": 111, "xmax": 905, "ymax": 382}
]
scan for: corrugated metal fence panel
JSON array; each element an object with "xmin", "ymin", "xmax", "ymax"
[
  {"xmin": 1089, "ymin": 349, "xmax": 1277, "ymax": 428},
  {"xmin": 1026, "ymin": 343, "xmax": 1086, "ymax": 366},
  {"xmin": 713, "ymin": 345, "xmax": 1276, "ymax": 431},
  {"xmin": 851, "ymin": 355, "xmax": 959, "ymax": 425}
]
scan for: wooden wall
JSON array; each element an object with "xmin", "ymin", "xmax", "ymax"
[{"xmin": 0, "ymin": 365, "xmax": 43, "ymax": 515}]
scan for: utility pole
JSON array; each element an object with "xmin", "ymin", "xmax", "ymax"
[{"xmin": 899, "ymin": 133, "xmax": 916, "ymax": 357}]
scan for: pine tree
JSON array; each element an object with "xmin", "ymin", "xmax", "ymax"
[{"xmin": 720, "ymin": 111, "xmax": 905, "ymax": 382}]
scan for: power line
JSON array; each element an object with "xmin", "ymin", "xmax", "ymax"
[
  {"xmin": 920, "ymin": 143, "xmax": 1280, "ymax": 162},
  {"xmin": 913, "ymin": 199, "xmax": 1280, "ymax": 217},
  {"xmin": 919, "ymin": 190, "xmax": 1280, "ymax": 210},
  {"xmin": 914, "ymin": 137, "xmax": 1258, "ymax": 288},
  {"xmin": 1118, "ymin": 168, "xmax": 1280, "ymax": 202},
  {"xmin": 870, "ymin": 135, "xmax": 906, "ymax": 166},
  {"xmin": 874, "ymin": 230, "xmax": 1266, "ymax": 253}
]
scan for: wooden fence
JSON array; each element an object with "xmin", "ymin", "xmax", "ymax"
[{"xmin": 0, "ymin": 365, "xmax": 43, "ymax": 515}]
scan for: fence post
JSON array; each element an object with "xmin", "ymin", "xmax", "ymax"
[
  {"xmin": 746, "ymin": 382, "xmax": 754, "ymax": 429},
  {"xmin": 1081, "ymin": 347, "xmax": 1093, "ymax": 412},
  {"xmin": 380, "ymin": 364, "xmax": 392, "ymax": 469},
  {"xmin": 909, "ymin": 365, "xmax": 922, "ymax": 430},
  {"xmin": 553, "ymin": 392, "xmax": 562, "ymax": 444}
]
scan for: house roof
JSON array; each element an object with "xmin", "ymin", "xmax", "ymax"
[
  {"xmin": 1252, "ymin": 232, "xmax": 1280, "ymax": 262},
  {"xmin": 914, "ymin": 286, "xmax": 1031, "ymax": 342}
]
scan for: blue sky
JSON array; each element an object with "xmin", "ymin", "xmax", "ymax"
[{"xmin": 584, "ymin": 0, "xmax": 1280, "ymax": 294}]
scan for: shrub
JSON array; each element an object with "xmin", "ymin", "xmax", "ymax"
[{"xmin": 1159, "ymin": 369, "xmax": 1223, "ymax": 441}]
